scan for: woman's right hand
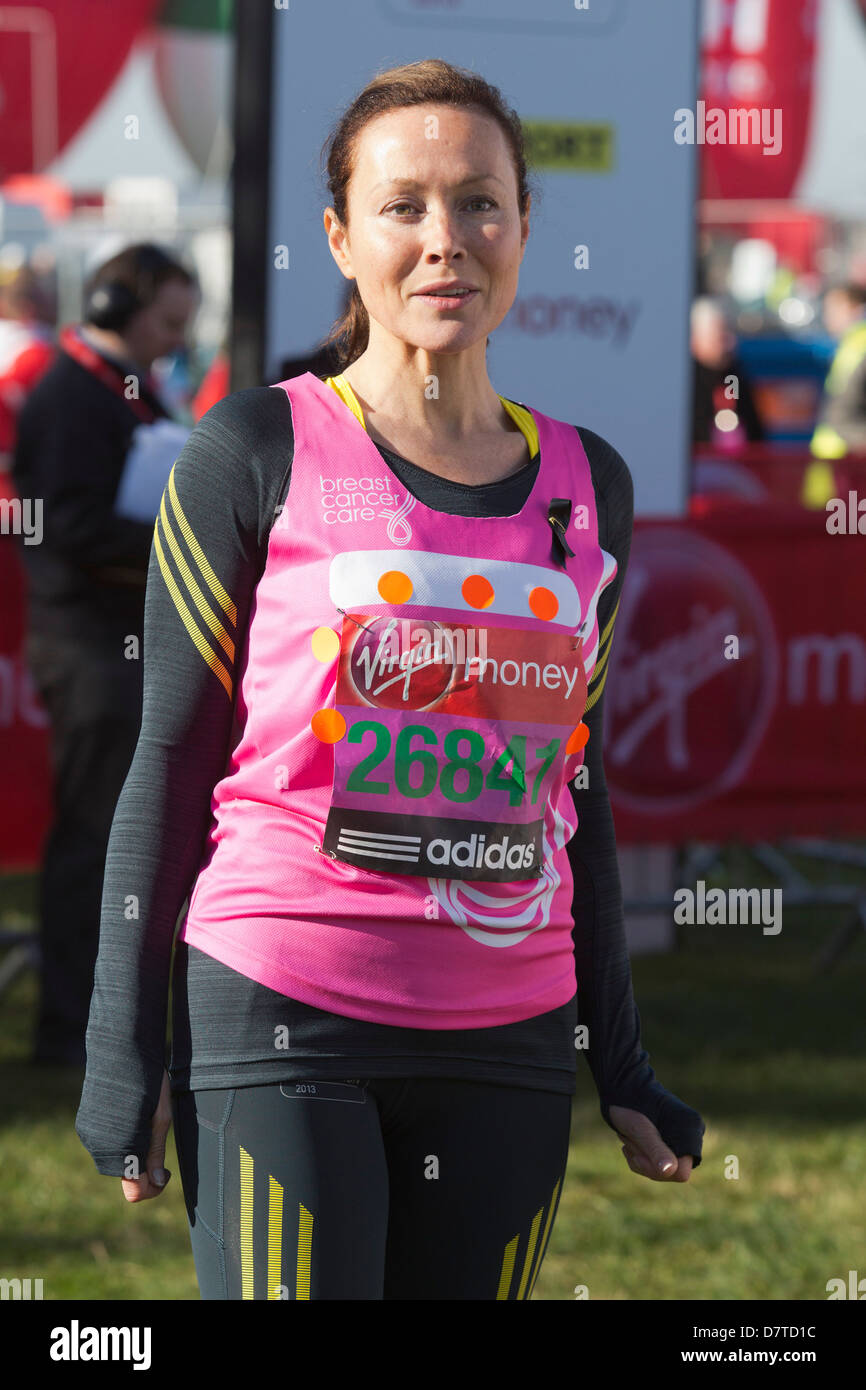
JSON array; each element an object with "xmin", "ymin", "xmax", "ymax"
[{"xmin": 120, "ymin": 1068, "xmax": 173, "ymax": 1202}]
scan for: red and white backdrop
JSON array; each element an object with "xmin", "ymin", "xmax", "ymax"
[
  {"xmin": 699, "ymin": 0, "xmax": 820, "ymax": 200},
  {"xmin": 605, "ymin": 507, "xmax": 866, "ymax": 843},
  {"xmin": 699, "ymin": 0, "xmax": 866, "ymax": 219},
  {"xmin": 0, "ymin": 0, "xmax": 163, "ymax": 179}
]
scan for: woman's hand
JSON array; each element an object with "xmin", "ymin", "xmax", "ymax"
[
  {"xmin": 608, "ymin": 1103, "xmax": 693, "ymax": 1182},
  {"xmin": 120, "ymin": 1068, "xmax": 173, "ymax": 1202}
]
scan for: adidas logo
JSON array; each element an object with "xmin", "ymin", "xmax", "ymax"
[{"xmin": 426, "ymin": 834, "xmax": 536, "ymax": 872}]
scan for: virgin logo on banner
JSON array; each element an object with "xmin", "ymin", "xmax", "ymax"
[
  {"xmin": 699, "ymin": 0, "xmax": 819, "ymax": 199},
  {"xmin": 605, "ymin": 527, "xmax": 779, "ymax": 816},
  {"xmin": 0, "ymin": 0, "xmax": 163, "ymax": 179},
  {"xmin": 606, "ymin": 511, "xmax": 866, "ymax": 842}
]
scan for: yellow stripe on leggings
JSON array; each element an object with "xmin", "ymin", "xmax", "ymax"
[
  {"xmin": 527, "ymin": 1175, "xmax": 562, "ymax": 1299},
  {"xmin": 240, "ymin": 1146, "xmax": 254, "ymax": 1300},
  {"xmin": 296, "ymin": 1203, "xmax": 314, "ymax": 1300},
  {"xmin": 268, "ymin": 1175, "xmax": 283, "ymax": 1300},
  {"xmin": 496, "ymin": 1233, "xmax": 520, "ymax": 1300},
  {"xmin": 515, "ymin": 1206, "xmax": 544, "ymax": 1300}
]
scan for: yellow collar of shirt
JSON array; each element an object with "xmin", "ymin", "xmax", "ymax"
[{"xmin": 324, "ymin": 373, "xmax": 539, "ymax": 461}]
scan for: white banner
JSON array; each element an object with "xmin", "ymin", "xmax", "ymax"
[{"xmin": 267, "ymin": 0, "xmax": 698, "ymax": 515}]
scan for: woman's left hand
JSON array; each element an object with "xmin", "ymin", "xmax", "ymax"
[{"xmin": 608, "ymin": 1104, "xmax": 694, "ymax": 1182}]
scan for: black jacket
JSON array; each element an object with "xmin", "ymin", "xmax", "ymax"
[{"xmin": 11, "ymin": 338, "xmax": 170, "ymax": 645}]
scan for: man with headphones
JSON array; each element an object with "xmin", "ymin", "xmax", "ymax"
[{"xmin": 12, "ymin": 242, "xmax": 199, "ymax": 1066}]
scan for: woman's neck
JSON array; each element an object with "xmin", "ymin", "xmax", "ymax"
[
  {"xmin": 339, "ymin": 350, "xmax": 529, "ymax": 486},
  {"xmin": 341, "ymin": 348, "xmax": 512, "ymax": 447}
]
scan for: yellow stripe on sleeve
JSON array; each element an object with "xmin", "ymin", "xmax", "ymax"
[
  {"xmin": 583, "ymin": 596, "xmax": 620, "ymax": 714},
  {"xmin": 157, "ymin": 495, "xmax": 236, "ymax": 663},
  {"xmin": 597, "ymin": 595, "xmax": 620, "ymax": 652},
  {"xmin": 167, "ymin": 464, "xmax": 238, "ymax": 627},
  {"xmin": 153, "ymin": 523, "xmax": 234, "ymax": 700}
]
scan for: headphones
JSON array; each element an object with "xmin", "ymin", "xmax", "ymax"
[
  {"xmin": 84, "ymin": 280, "xmax": 142, "ymax": 332},
  {"xmin": 83, "ymin": 245, "xmax": 186, "ymax": 332}
]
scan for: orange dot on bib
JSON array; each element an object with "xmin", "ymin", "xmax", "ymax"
[
  {"xmin": 378, "ymin": 570, "xmax": 413, "ymax": 604},
  {"xmin": 462, "ymin": 574, "xmax": 495, "ymax": 609},
  {"xmin": 566, "ymin": 722, "xmax": 589, "ymax": 755},
  {"xmin": 310, "ymin": 626, "xmax": 340, "ymax": 663},
  {"xmin": 311, "ymin": 708, "xmax": 346, "ymax": 743},
  {"xmin": 529, "ymin": 586, "xmax": 559, "ymax": 621}
]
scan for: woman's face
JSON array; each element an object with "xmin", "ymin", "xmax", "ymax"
[{"xmin": 325, "ymin": 104, "xmax": 530, "ymax": 356}]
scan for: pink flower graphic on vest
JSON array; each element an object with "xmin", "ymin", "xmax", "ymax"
[{"xmin": 378, "ymin": 491, "xmax": 416, "ymax": 545}]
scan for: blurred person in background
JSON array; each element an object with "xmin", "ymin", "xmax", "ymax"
[
  {"xmin": 11, "ymin": 242, "xmax": 199, "ymax": 1066},
  {"xmin": 0, "ymin": 263, "xmax": 57, "ymax": 492},
  {"xmin": 803, "ymin": 281, "xmax": 866, "ymax": 508},
  {"xmin": 690, "ymin": 295, "xmax": 765, "ymax": 449}
]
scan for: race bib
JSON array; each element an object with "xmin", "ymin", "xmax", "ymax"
[{"xmin": 321, "ymin": 614, "xmax": 587, "ymax": 881}]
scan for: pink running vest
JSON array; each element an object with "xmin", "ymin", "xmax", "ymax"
[{"xmin": 179, "ymin": 372, "xmax": 617, "ymax": 1027}]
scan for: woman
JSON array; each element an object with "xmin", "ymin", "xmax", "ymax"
[{"xmin": 76, "ymin": 59, "xmax": 704, "ymax": 1301}]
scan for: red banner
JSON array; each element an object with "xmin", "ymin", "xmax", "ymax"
[
  {"xmin": 691, "ymin": 446, "xmax": 866, "ymax": 510},
  {"xmin": 0, "ymin": 0, "xmax": 163, "ymax": 179},
  {"xmin": 699, "ymin": 0, "xmax": 819, "ymax": 200},
  {"xmin": 0, "ymin": 536, "xmax": 51, "ymax": 870},
  {"xmin": 606, "ymin": 508, "xmax": 866, "ymax": 841}
]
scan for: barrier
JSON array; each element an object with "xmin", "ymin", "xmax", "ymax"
[{"xmin": 691, "ymin": 443, "xmax": 866, "ymax": 509}]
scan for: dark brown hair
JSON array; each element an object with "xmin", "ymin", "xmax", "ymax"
[
  {"xmin": 319, "ymin": 59, "xmax": 538, "ymax": 371},
  {"xmin": 83, "ymin": 242, "xmax": 196, "ymax": 318}
]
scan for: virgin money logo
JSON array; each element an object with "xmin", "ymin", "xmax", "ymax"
[
  {"xmin": 498, "ymin": 294, "xmax": 640, "ymax": 347},
  {"xmin": 605, "ymin": 529, "xmax": 779, "ymax": 813},
  {"xmin": 348, "ymin": 618, "xmax": 475, "ymax": 710}
]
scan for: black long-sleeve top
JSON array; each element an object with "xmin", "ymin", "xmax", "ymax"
[
  {"xmin": 75, "ymin": 382, "xmax": 705, "ymax": 1176},
  {"xmin": 11, "ymin": 335, "xmax": 170, "ymax": 644}
]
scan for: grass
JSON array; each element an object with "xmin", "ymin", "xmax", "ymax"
[{"xmin": 1, "ymin": 858, "xmax": 865, "ymax": 1301}]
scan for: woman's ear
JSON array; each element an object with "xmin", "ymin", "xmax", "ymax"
[{"xmin": 324, "ymin": 208, "xmax": 354, "ymax": 280}]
